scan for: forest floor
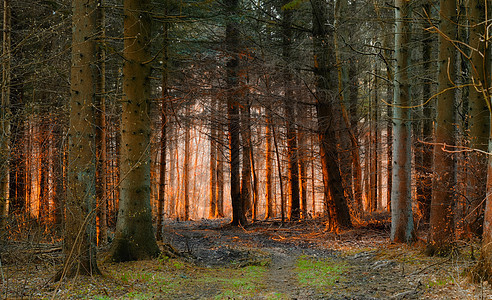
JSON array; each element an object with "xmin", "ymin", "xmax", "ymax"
[{"xmin": 1, "ymin": 216, "xmax": 491, "ymax": 299}]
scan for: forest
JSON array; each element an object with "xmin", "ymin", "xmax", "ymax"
[{"xmin": 1, "ymin": 0, "xmax": 492, "ymax": 298}]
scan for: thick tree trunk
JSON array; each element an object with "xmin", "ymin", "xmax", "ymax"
[
  {"xmin": 59, "ymin": 0, "xmax": 100, "ymax": 279},
  {"xmin": 108, "ymin": 0, "xmax": 160, "ymax": 261},
  {"xmin": 225, "ymin": 0, "xmax": 246, "ymax": 226},
  {"xmin": 391, "ymin": 0, "xmax": 414, "ymax": 243},
  {"xmin": 312, "ymin": 0, "xmax": 352, "ymax": 230},
  {"xmin": 428, "ymin": 0, "xmax": 457, "ymax": 254}
]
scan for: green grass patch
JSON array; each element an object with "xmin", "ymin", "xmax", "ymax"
[
  {"xmin": 296, "ymin": 256, "xmax": 346, "ymax": 290},
  {"xmin": 198, "ymin": 265, "xmax": 268, "ymax": 298}
]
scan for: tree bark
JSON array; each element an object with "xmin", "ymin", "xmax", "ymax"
[
  {"xmin": 416, "ymin": 2, "xmax": 433, "ymax": 226},
  {"xmin": 183, "ymin": 105, "xmax": 190, "ymax": 220},
  {"xmin": 0, "ymin": 0, "xmax": 11, "ymax": 229},
  {"xmin": 108, "ymin": 0, "xmax": 160, "ymax": 261},
  {"xmin": 428, "ymin": 0, "xmax": 457, "ymax": 254},
  {"xmin": 466, "ymin": 0, "xmax": 490, "ymax": 236},
  {"xmin": 391, "ymin": 0, "xmax": 414, "ymax": 243},
  {"xmin": 240, "ymin": 101, "xmax": 252, "ymax": 218},
  {"xmin": 209, "ymin": 97, "xmax": 217, "ymax": 218},
  {"xmin": 58, "ymin": 0, "xmax": 101, "ymax": 279},
  {"xmin": 95, "ymin": 0, "xmax": 107, "ymax": 245},
  {"xmin": 157, "ymin": 12, "xmax": 169, "ymax": 239},
  {"xmin": 226, "ymin": 0, "xmax": 246, "ymax": 226},
  {"xmin": 282, "ymin": 0, "xmax": 300, "ymax": 221},
  {"xmin": 311, "ymin": 0, "xmax": 352, "ymax": 230},
  {"xmin": 265, "ymin": 108, "xmax": 274, "ymax": 219}
]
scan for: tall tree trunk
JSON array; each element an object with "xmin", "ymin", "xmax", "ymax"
[
  {"xmin": 428, "ymin": 0, "xmax": 457, "ymax": 254},
  {"xmin": 157, "ymin": 13, "xmax": 169, "ymax": 239},
  {"xmin": 226, "ymin": 0, "xmax": 246, "ymax": 226},
  {"xmin": 168, "ymin": 116, "xmax": 176, "ymax": 218},
  {"xmin": 183, "ymin": 106, "xmax": 190, "ymax": 221},
  {"xmin": 109, "ymin": 0, "xmax": 160, "ymax": 261},
  {"xmin": 0, "ymin": 0, "xmax": 11, "ymax": 228},
  {"xmin": 240, "ymin": 102, "xmax": 252, "ymax": 218},
  {"xmin": 417, "ymin": 2, "xmax": 434, "ymax": 226},
  {"xmin": 264, "ymin": 108, "xmax": 274, "ymax": 219},
  {"xmin": 369, "ymin": 63, "xmax": 379, "ymax": 212},
  {"xmin": 209, "ymin": 97, "xmax": 217, "ymax": 218},
  {"xmin": 95, "ymin": 0, "xmax": 107, "ymax": 245},
  {"xmin": 58, "ymin": 0, "xmax": 100, "ymax": 279},
  {"xmin": 311, "ymin": 0, "xmax": 352, "ymax": 230},
  {"xmin": 216, "ymin": 106, "xmax": 225, "ymax": 218},
  {"xmin": 466, "ymin": 0, "xmax": 490, "ymax": 236},
  {"xmin": 471, "ymin": 0, "xmax": 492, "ymax": 282},
  {"xmin": 391, "ymin": 0, "xmax": 413, "ymax": 243},
  {"xmin": 298, "ymin": 105, "xmax": 308, "ymax": 219},
  {"xmin": 282, "ymin": 0, "xmax": 300, "ymax": 221}
]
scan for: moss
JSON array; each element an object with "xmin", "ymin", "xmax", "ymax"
[{"xmin": 296, "ymin": 256, "xmax": 346, "ymax": 290}]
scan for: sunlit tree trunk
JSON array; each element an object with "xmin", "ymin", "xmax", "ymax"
[
  {"xmin": 0, "ymin": 0, "xmax": 11, "ymax": 228},
  {"xmin": 391, "ymin": 0, "xmax": 413, "ymax": 243},
  {"xmin": 58, "ymin": 0, "xmax": 100, "ymax": 278},
  {"xmin": 466, "ymin": 0, "xmax": 490, "ymax": 236},
  {"xmin": 428, "ymin": 0, "xmax": 456, "ymax": 254},
  {"xmin": 216, "ymin": 120, "xmax": 225, "ymax": 218},
  {"xmin": 226, "ymin": 0, "xmax": 246, "ymax": 226},
  {"xmin": 312, "ymin": 0, "xmax": 352, "ymax": 230},
  {"xmin": 109, "ymin": 0, "xmax": 160, "ymax": 261}
]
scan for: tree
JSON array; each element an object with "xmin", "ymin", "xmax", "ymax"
[
  {"xmin": 0, "ymin": 0, "xmax": 10, "ymax": 229},
  {"xmin": 391, "ymin": 0, "xmax": 413, "ymax": 243},
  {"xmin": 58, "ymin": 0, "xmax": 101, "ymax": 278},
  {"xmin": 427, "ymin": 0, "xmax": 457, "ymax": 254},
  {"xmin": 282, "ymin": 0, "xmax": 300, "ymax": 221},
  {"xmin": 95, "ymin": 0, "xmax": 108, "ymax": 245},
  {"xmin": 226, "ymin": 0, "xmax": 246, "ymax": 226},
  {"xmin": 465, "ymin": 0, "xmax": 490, "ymax": 236},
  {"xmin": 311, "ymin": 0, "xmax": 352, "ymax": 230},
  {"xmin": 209, "ymin": 97, "xmax": 217, "ymax": 218},
  {"xmin": 157, "ymin": 9, "xmax": 170, "ymax": 239},
  {"xmin": 108, "ymin": 0, "xmax": 160, "ymax": 261}
]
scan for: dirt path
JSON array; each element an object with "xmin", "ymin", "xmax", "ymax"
[
  {"xmin": 163, "ymin": 219, "xmax": 488, "ymax": 299},
  {"xmin": 2, "ymin": 218, "xmax": 491, "ymax": 299}
]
